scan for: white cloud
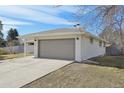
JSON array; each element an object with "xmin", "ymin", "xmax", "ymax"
[
  {"xmin": 22, "ymin": 6, "xmax": 62, "ymax": 16},
  {"xmin": 0, "ymin": 16, "xmax": 33, "ymax": 25},
  {"xmin": 22, "ymin": 5, "xmax": 78, "ymax": 16},
  {"xmin": 0, "ymin": 16, "xmax": 33, "ymax": 36},
  {"xmin": 59, "ymin": 6, "xmax": 78, "ymax": 13},
  {"xmin": 0, "ymin": 6, "xmax": 75, "ymax": 25},
  {"xmin": 2, "ymin": 25, "xmax": 18, "ymax": 36}
]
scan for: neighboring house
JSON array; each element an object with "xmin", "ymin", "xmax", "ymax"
[{"xmin": 19, "ymin": 27, "xmax": 107, "ymax": 62}]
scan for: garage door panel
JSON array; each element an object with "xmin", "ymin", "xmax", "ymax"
[{"xmin": 39, "ymin": 39, "xmax": 75, "ymax": 60}]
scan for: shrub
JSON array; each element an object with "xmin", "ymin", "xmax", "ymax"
[{"xmin": 0, "ymin": 48, "xmax": 9, "ymax": 55}]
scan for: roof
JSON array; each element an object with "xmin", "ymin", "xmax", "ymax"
[
  {"xmin": 19, "ymin": 27, "xmax": 107, "ymax": 42},
  {"xmin": 20, "ymin": 28, "xmax": 83, "ymax": 38}
]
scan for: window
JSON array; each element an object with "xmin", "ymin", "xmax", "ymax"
[
  {"xmin": 99, "ymin": 41, "xmax": 102, "ymax": 46},
  {"xmin": 90, "ymin": 37, "xmax": 94, "ymax": 44}
]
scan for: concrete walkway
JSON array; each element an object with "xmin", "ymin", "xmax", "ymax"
[{"xmin": 0, "ymin": 56, "xmax": 73, "ymax": 88}]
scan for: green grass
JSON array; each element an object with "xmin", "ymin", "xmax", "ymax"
[{"xmin": 90, "ymin": 56, "xmax": 124, "ymax": 68}]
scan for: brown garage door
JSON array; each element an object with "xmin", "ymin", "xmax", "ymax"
[{"xmin": 39, "ymin": 39, "xmax": 75, "ymax": 60}]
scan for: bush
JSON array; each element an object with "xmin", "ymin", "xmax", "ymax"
[{"xmin": 0, "ymin": 48, "xmax": 9, "ymax": 55}]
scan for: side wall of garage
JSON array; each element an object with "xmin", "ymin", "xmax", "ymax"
[{"xmin": 81, "ymin": 36, "xmax": 105, "ymax": 60}]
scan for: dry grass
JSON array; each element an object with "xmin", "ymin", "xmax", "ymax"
[
  {"xmin": 90, "ymin": 56, "xmax": 124, "ymax": 68},
  {"xmin": 0, "ymin": 53, "xmax": 25, "ymax": 60},
  {"xmin": 23, "ymin": 62, "xmax": 124, "ymax": 88}
]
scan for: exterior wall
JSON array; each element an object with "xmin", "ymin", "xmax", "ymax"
[
  {"xmin": 34, "ymin": 40, "xmax": 38, "ymax": 57},
  {"xmin": 26, "ymin": 45, "xmax": 34, "ymax": 53},
  {"xmin": 26, "ymin": 34, "xmax": 105, "ymax": 62},
  {"xmin": 81, "ymin": 36, "xmax": 105, "ymax": 60},
  {"xmin": 35, "ymin": 34, "xmax": 77, "ymax": 40},
  {"xmin": 75, "ymin": 35, "xmax": 82, "ymax": 62}
]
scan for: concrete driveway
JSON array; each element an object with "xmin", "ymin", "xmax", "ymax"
[{"xmin": 0, "ymin": 56, "xmax": 73, "ymax": 88}]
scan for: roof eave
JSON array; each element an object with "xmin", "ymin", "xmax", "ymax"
[{"xmin": 19, "ymin": 32, "xmax": 85, "ymax": 39}]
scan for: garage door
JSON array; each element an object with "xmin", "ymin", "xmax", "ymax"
[{"xmin": 39, "ymin": 39, "xmax": 75, "ymax": 60}]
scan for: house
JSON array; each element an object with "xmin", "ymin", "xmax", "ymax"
[{"xmin": 20, "ymin": 27, "xmax": 107, "ymax": 62}]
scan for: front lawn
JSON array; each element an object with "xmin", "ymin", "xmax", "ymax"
[
  {"xmin": 90, "ymin": 56, "xmax": 124, "ymax": 68},
  {"xmin": 23, "ymin": 62, "xmax": 124, "ymax": 88}
]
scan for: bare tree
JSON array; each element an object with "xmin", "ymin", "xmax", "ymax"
[
  {"xmin": 77, "ymin": 5, "xmax": 124, "ymax": 54},
  {"xmin": 55, "ymin": 5, "xmax": 124, "ymax": 54}
]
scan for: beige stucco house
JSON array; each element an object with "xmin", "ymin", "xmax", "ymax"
[{"xmin": 20, "ymin": 27, "xmax": 106, "ymax": 62}]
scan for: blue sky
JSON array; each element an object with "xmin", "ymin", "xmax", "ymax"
[{"xmin": 0, "ymin": 5, "xmax": 93, "ymax": 38}]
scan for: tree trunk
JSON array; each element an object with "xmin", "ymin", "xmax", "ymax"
[{"xmin": 119, "ymin": 27, "xmax": 124, "ymax": 55}]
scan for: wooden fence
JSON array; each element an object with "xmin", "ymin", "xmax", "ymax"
[{"xmin": 106, "ymin": 46, "xmax": 121, "ymax": 56}]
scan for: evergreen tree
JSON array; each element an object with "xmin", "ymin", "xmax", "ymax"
[
  {"xmin": 0, "ymin": 30, "xmax": 3, "ymax": 39},
  {"xmin": 7, "ymin": 28, "xmax": 20, "ymax": 46},
  {"xmin": 0, "ymin": 30, "xmax": 5, "ymax": 47},
  {"xmin": 13, "ymin": 29, "xmax": 19, "ymax": 40}
]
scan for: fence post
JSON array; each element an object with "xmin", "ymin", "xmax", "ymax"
[{"xmin": 24, "ymin": 41, "xmax": 27, "ymax": 56}]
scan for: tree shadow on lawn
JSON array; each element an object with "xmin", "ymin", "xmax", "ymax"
[{"xmin": 79, "ymin": 56, "xmax": 124, "ymax": 69}]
